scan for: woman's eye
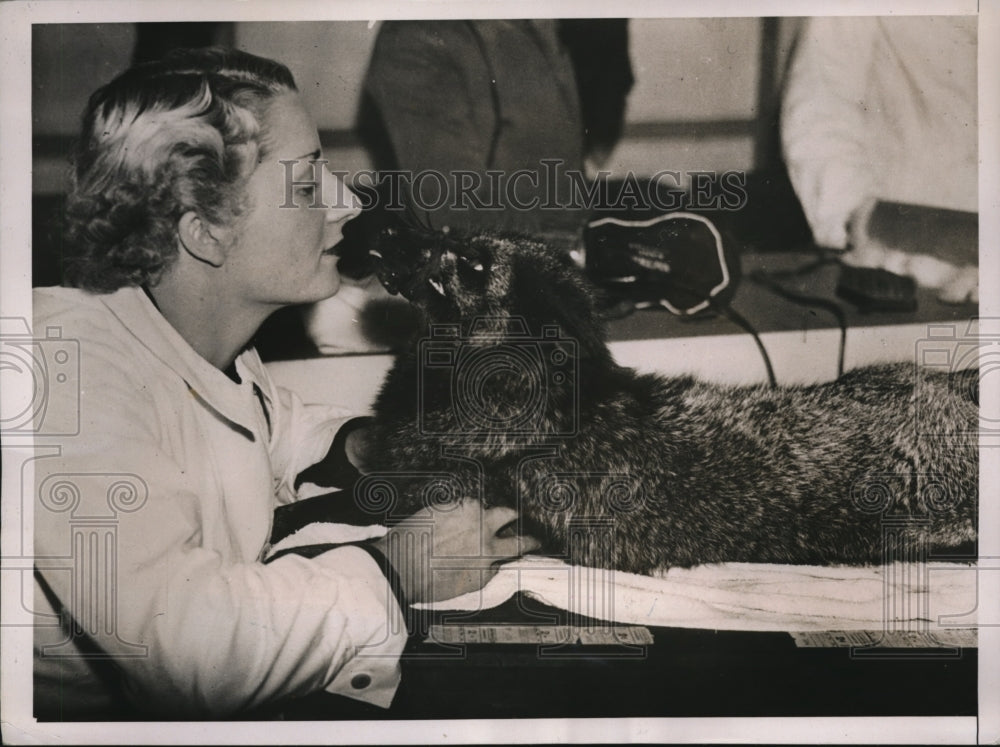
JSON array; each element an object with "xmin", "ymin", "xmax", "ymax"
[{"xmin": 296, "ymin": 184, "xmax": 317, "ymax": 197}]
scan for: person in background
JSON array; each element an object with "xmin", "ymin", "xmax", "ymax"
[
  {"xmin": 362, "ymin": 19, "xmax": 589, "ymax": 241},
  {"xmin": 33, "ymin": 48, "xmax": 535, "ymax": 720},
  {"xmin": 559, "ymin": 18, "xmax": 634, "ymax": 176},
  {"xmin": 780, "ymin": 15, "xmax": 978, "ymax": 303},
  {"xmin": 306, "ymin": 19, "xmax": 634, "ymax": 354}
]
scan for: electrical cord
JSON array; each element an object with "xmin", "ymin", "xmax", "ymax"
[
  {"xmin": 630, "ymin": 277, "xmax": 779, "ymax": 388},
  {"xmin": 746, "ymin": 252, "xmax": 849, "ymax": 379},
  {"xmin": 627, "ymin": 248, "xmax": 848, "ymax": 388},
  {"xmin": 707, "ymin": 299, "xmax": 778, "ymax": 388}
]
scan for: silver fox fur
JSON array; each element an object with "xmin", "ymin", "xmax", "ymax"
[{"xmin": 366, "ymin": 227, "xmax": 978, "ymax": 574}]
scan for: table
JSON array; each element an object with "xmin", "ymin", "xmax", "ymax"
[{"xmin": 279, "ymin": 593, "xmax": 977, "ymax": 720}]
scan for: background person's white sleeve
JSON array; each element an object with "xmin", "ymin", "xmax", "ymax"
[{"xmin": 780, "ymin": 17, "xmax": 879, "ymax": 249}]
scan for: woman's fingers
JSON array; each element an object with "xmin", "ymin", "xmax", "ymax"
[
  {"xmin": 482, "ymin": 505, "xmax": 541, "ymax": 558},
  {"xmin": 376, "ymin": 498, "xmax": 541, "ymax": 603},
  {"xmin": 488, "ymin": 533, "xmax": 541, "ymax": 560}
]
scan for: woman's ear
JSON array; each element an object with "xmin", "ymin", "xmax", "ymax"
[{"xmin": 178, "ymin": 211, "xmax": 231, "ymax": 267}]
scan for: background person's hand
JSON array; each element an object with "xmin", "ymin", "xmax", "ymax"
[
  {"xmin": 844, "ymin": 196, "xmax": 884, "ymax": 265},
  {"xmin": 844, "ymin": 196, "xmax": 978, "ymax": 304},
  {"xmin": 371, "ymin": 500, "xmax": 539, "ymax": 604}
]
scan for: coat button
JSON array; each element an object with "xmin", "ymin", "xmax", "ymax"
[{"xmin": 351, "ymin": 673, "xmax": 372, "ymax": 690}]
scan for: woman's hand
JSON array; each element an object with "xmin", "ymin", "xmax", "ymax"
[{"xmin": 371, "ymin": 500, "xmax": 540, "ymax": 605}]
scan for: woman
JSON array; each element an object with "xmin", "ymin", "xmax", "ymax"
[{"xmin": 33, "ymin": 48, "xmax": 531, "ymax": 720}]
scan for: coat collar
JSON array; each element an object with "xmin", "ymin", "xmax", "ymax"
[{"xmin": 101, "ymin": 286, "xmax": 272, "ymax": 435}]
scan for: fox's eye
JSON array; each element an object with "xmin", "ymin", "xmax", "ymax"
[
  {"xmin": 453, "ymin": 252, "xmax": 489, "ymax": 289},
  {"xmin": 459, "ymin": 255, "xmax": 486, "ymax": 273}
]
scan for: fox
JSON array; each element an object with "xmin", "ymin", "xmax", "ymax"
[{"xmin": 362, "ymin": 226, "xmax": 978, "ymax": 574}]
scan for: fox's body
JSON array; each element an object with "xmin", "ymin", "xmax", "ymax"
[{"xmin": 368, "ymin": 229, "xmax": 978, "ymax": 573}]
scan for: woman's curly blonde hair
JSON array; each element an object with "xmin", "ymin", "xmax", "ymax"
[{"xmin": 64, "ymin": 47, "xmax": 297, "ymax": 292}]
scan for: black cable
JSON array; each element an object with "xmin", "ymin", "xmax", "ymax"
[
  {"xmin": 747, "ymin": 264, "xmax": 849, "ymax": 379},
  {"xmin": 706, "ymin": 299, "xmax": 778, "ymax": 388},
  {"xmin": 633, "ymin": 249, "xmax": 846, "ymax": 388},
  {"xmin": 636, "ymin": 274, "xmax": 779, "ymax": 388}
]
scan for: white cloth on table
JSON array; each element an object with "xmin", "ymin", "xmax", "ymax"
[{"xmin": 414, "ymin": 555, "xmax": 978, "ymax": 633}]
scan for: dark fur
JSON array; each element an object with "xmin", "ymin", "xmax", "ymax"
[{"xmin": 366, "ymin": 228, "xmax": 978, "ymax": 574}]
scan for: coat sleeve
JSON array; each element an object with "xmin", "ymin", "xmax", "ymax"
[
  {"xmin": 363, "ymin": 20, "xmax": 501, "ymax": 232},
  {"xmin": 266, "ymin": 382, "xmax": 365, "ymax": 505},
  {"xmin": 780, "ymin": 17, "xmax": 880, "ymax": 249}
]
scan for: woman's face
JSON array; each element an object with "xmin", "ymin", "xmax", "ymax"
[{"xmin": 221, "ymin": 91, "xmax": 361, "ymax": 308}]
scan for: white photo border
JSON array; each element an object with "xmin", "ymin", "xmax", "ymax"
[{"xmin": 2, "ymin": 0, "xmax": 997, "ymax": 743}]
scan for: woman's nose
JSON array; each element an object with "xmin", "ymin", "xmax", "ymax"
[{"xmin": 324, "ymin": 170, "xmax": 363, "ymax": 224}]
